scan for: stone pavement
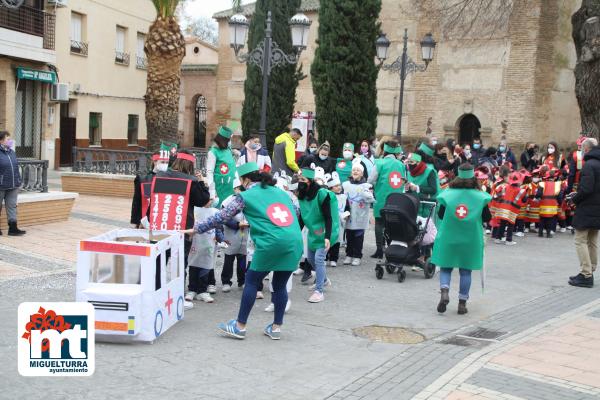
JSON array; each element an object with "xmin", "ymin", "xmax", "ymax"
[{"xmin": 1, "ymin": 190, "xmax": 599, "ymax": 400}]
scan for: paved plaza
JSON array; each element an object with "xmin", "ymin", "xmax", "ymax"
[{"xmin": 1, "ymin": 180, "xmax": 599, "ymax": 400}]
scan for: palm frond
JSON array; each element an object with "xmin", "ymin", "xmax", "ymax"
[
  {"xmin": 232, "ymin": 0, "xmax": 242, "ymax": 12},
  {"xmin": 151, "ymin": 0, "xmax": 181, "ymax": 18}
]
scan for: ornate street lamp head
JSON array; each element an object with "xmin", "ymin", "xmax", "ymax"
[
  {"xmin": 289, "ymin": 12, "xmax": 311, "ymax": 51},
  {"xmin": 375, "ymin": 33, "xmax": 391, "ymax": 64},
  {"xmin": 420, "ymin": 33, "xmax": 436, "ymax": 66},
  {"xmin": 229, "ymin": 13, "xmax": 249, "ymax": 54}
]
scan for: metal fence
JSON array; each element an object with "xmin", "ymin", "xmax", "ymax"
[
  {"xmin": 0, "ymin": 5, "xmax": 55, "ymax": 50},
  {"xmin": 18, "ymin": 159, "xmax": 48, "ymax": 192},
  {"xmin": 71, "ymin": 147, "xmax": 208, "ymax": 176}
]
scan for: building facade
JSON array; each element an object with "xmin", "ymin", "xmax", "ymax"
[
  {"xmin": 0, "ymin": 0, "xmax": 56, "ymax": 161},
  {"xmin": 179, "ymin": 37, "xmax": 218, "ymax": 149},
  {"xmin": 214, "ymin": 0, "xmax": 582, "ymax": 150},
  {"xmin": 51, "ymin": 0, "xmax": 155, "ymax": 168}
]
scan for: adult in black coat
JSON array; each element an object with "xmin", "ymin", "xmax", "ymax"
[{"xmin": 570, "ymin": 139, "xmax": 600, "ymax": 288}]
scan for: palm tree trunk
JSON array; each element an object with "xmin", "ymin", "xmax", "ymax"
[{"xmin": 145, "ymin": 16, "xmax": 185, "ymax": 151}]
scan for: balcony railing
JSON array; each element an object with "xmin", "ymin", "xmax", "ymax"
[
  {"xmin": 136, "ymin": 56, "xmax": 147, "ymax": 70},
  {"xmin": 0, "ymin": 5, "xmax": 55, "ymax": 50},
  {"xmin": 72, "ymin": 147, "xmax": 208, "ymax": 175},
  {"xmin": 18, "ymin": 159, "xmax": 48, "ymax": 193},
  {"xmin": 70, "ymin": 40, "xmax": 88, "ymax": 56},
  {"xmin": 115, "ymin": 51, "xmax": 130, "ymax": 66}
]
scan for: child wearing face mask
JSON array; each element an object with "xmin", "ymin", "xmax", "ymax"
[
  {"xmin": 298, "ymin": 138, "xmax": 318, "ymax": 168},
  {"xmin": 542, "ymin": 142, "xmax": 565, "ymax": 170},
  {"xmin": 325, "ymin": 173, "xmax": 349, "ymax": 267},
  {"xmin": 237, "ymin": 135, "xmax": 272, "ymax": 173},
  {"xmin": 336, "ymin": 143, "xmax": 356, "ymax": 184},
  {"xmin": 130, "ymin": 151, "xmax": 169, "ymax": 228}
]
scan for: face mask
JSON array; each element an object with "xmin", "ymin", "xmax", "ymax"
[
  {"xmin": 309, "ymin": 147, "xmax": 317, "ymax": 153},
  {"xmin": 499, "ymin": 146, "xmax": 506, "ymax": 153},
  {"xmin": 249, "ymin": 143, "xmax": 260, "ymax": 151},
  {"xmin": 528, "ymin": 148, "xmax": 535, "ymax": 156},
  {"xmin": 343, "ymin": 150, "xmax": 353, "ymax": 160},
  {"xmin": 533, "ymin": 177, "xmax": 540, "ymax": 183},
  {"xmin": 156, "ymin": 163, "xmax": 168, "ymax": 172},
  {"xmin": 431, "ymin": 140, "xmax": 438, "ymax": 146},
  {"xmin": 408, "ymin": 163, "xmax": 418, "ymax": 171},
  {"xmin": 298, "ymin": 181, "xmax": 309, "ymax": 193},
  {"xmin": 5, "ymin": 139, "xmax": 14, "ymax": 149},
  {"xmin": 319, "ymin": 154, "xmax": 328, "ymax": 161},
  {"xmin": 464, "ymin": 150, "xmax": 471, "ymax": 158},
  {"xmin": 473, "ymin": 143, "xmax": 481, "ymax": 150},
  {"xmin": 548, "ymin": 147, "xmax": 555, "ymax": 154}
]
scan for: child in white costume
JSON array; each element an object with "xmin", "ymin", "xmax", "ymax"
[
  {"xmin": 186, "ymin": 199, "xmax": 225, "ymax": 303},
  {"xmin": 220, "ymin": 194, "xmax": 249, "ymax": 292},
  {"xmin": 326, "ymin": 172, "xmax": 350, "ymax": 267}
]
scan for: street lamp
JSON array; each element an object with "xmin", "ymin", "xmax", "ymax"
[
  {"xmin": 376, "ymin": 29, "xmax": 436, "ymax": 143},
  {"xmin": 229, "ymin": 11, "xmax": 311, "ymax": 147}
]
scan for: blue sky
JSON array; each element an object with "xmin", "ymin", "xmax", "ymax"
[{"xmin": 182, "ymin": 0, "xmax": 252, "ymax": 20}]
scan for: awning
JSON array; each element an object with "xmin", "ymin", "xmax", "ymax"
[{"xmin": 16, "ymin": 67, "xmax": 56, "ymax": 84}]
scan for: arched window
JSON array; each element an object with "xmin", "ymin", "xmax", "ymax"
[
  {"xmin": 459, "ymin": 114, "xmax": 481, "ymax": 145},
  {"xmin": 194, "ymin": 95, "xmax": 207, "ymax": 148}
]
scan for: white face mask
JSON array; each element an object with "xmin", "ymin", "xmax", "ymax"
[
  {"xmin": 464, "ymin": 149, "xmax": 471, "ymax": 158},
  {"xmin": 533, "ymin": 177, "xmax": 540, "ymax": 183},
  {"xmin": 548, "ymin": 147, "xmax": 555, "ymax": 154},
  {"xmin": 343, "ymin": 150, "xmax": 353, "ymax": 160},
  {"xmin": 319, "ymin": 154, "xmax": 328, "ymax": 161},
  {"xmin": 431, "ymin": 140, "xmax": 438, "ymax": 146},
  {"xmin": 155, "ymin": 163, "xmax": 168, "ymax": 172}
]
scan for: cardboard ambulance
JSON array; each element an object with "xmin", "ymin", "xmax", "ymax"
[{"xmin": 76, "ymin": 229, "xmax": 185, "ymax": 343}]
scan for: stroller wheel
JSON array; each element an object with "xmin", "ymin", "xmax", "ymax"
[
  {"xmin": 385, "ymin": 265, "xmax": 395, "ymax": 274},
  {"xmin": 375, "ymin": 266, "xmax": 384, "ymax": 280},
  {"xmin": 424, "ymin": 262, "xmax": 436, "ymax": 279},
  {"xmin": 397, "ymin": 269, "xmax": 406, "ymax": 283}
]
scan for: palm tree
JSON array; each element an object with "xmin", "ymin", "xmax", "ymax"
[{"xmin": 145, "ymin": 0, "xmax": 186, "ymax": 151}]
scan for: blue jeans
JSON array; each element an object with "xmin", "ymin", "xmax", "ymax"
[
  {"xmin": 439, "ymin": 268, "xmax": 472, "ymax": 300},
  {"xmin": 306, "ymin": 247, "xmax": 328, "ymax": 293},
  {"xmin": 238, "ymin": 269, "xmax": 293, "ymax": 325}
]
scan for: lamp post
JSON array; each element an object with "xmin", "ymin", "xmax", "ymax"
[
  {"xmin": 376, "ymin": 30, "xmax": 436, "ymax": 144},
  {"xmin": 229, "ymin": 11, "xmax": 311, "ymax": 147}
]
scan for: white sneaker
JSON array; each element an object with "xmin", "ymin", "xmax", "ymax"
[
  {"xmin": 524, "ymin": 228, "xmax": 529, "ymax": 233},
  {"xmin": 184, "ymin": 300, "xmax": 194, "ymax": 310},
  {"xmin": 264, "ymin": 303, "xmax": 275, "ymax": 312},
  {"xmin": 196, "ymin": 292, "xmax": 214, "ymax": 303},
  {"xmin": 567, "ymin": 226, "xmax": 573, "ymax": 230},
  {"xmin": 329, "ymin": 261, "xmax": 337, "ymax": 267},
  {"xmin": 309, "ymin": 278, "xmax": 332, "ymax": 291},
  {"xmin": 560, "ymin": 227, "xmax": 567, "ymax": 233},
  {"xmin": 485, "ymin": 229, "xmax": 491, "ymax": 234},
  {"xmin": 256, "ymin": 291, "xmax": 264, "ymax": 300},
  {"xmin": 293, "ymin": 268, "xmax": 303, "ymax": 275},
  {"xmin": 208, "ymin": 285, "xmax": 217, "ymax": 294},
  {"xmin": 285, "ymin": 299, "xmax": 291, "ymax": 312},
  {"xmin": 494, "ymin": 239, "xmax": 502, "ymax": 244},
  {"xmin": 351, "ymin": 258, "xmax": 361, "ymax": 266},
  {"xmin": 185, "ymin": 291, "xmax": 197, "ymax": 301},
  {"xmin": 308, "ymin": 291, "xmax": 324, "ymax": 303},
  {"xmin": 515, "ymin": 232, "xmax": 525, "ymax": 237},
  {"xmin": 412, "ymin": 266, "xmax": 423, "ymax": 272},
  {"xmin": 550, "ymin": 231, "xmax": 556, "ymax": 236},
  {"xmin": 505, "ymin": 241, "xmax": 517, "ymax": 246},
  {"xmin": 343, "ymin": 256, "xmax": 352, "ymax": 265},
  {"xmin": 222, "ymin": 284, "xmax": 231, "ymax": 293},
  {"xmin": 501, "ymin": 237, "xmax": 506, "ymax": 242}
]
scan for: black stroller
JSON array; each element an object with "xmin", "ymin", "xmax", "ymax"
[{"xmin": 375, "ymin": 193, "xmax": 437, "ymax": 282}]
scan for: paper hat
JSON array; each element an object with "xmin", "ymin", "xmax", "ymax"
[
  {"xmin": 407, "ymin": 153, "xmax": 422, "ymax": 163},
  {"xmin": 508, "ymin": 172, "xmax": 522, "ymax": 184},
  {"xmin": 176, "ymin": 152, "xmax": 196, "ymax": 163},
  {"xmin": 383, "ymin": 143, "xmax": 402, "ymax": 154},
  {"xmin": 152, "ymin": 152, "xmax": 169, "ymax": 162},
  {"xmin": 218, "ymin": 126, "xmax": 233, "ymax": 139},
  {"xmin": 519, "ymin": 168, "xmax": 532, "ymax": 178},
  {"xmin": 160, "ymin": 140, "xmax": 178, "ymax": 152},
  {"xmin": 577, "ymin": 136, "xmax": 588, "ymax": 146},
  {"xmin": 237, "ymin": 161, "xmax": 259, "ymax": 177},
  {"xmin": 458, "ymin": 168, "xmax": 475, "ymax": 179},
  {"xmin": 418, "ymin": 143, "xmax": 435, "ymax": 157},
  {"xmin": 343, "ymin": 143, "xmax": 354, "ymax": 151},
  {"xmin": 301, "ymin": 168, "xmax": 316, "ymax": 180},
  {"xmin": 327, "ymin": 172, "xmax": 341, "ymax": 188}
]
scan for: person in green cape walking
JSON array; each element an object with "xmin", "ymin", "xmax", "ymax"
[
  {"xmin": 431, "ymin": 163, "xmax": 492, "ymax": 315},
  {"xmin": 206, "ymin": 126, "xmax": 237, "ymax": 207},
  {"xmin": 298, "ymin": 168, "xmax": 339, "ymax": 303},
  {"xmin": 368, "ymin": 141, "xmax": 407, "ymax": 259},
  {"xmin": 189, "ymin": 162, "xmax": 303, "ymax": 340}
]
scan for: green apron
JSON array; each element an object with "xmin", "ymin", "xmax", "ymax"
[
  {"xmin": 430, "ymin": 188, "xmax": 491, "ymax": 270},
  {"xmin": 299, "ymin": 188, "xmax": 340, "ymax": 251},
  {"xmin": 408, "ymin": 165, "xmax": 440, "ymax": 217},
  {"xmin": 373, "ymin": 157, "xmax": 407, "ymax": 218},
  {"xmin": 336, "ymin": 158, "xmax": 353, "ymax": 183},
  {"xmin": 239, "ymin": 185, "xmax": 303, "ymax": 272},
  {"xmin": 210, "ymin": 146, "xmax": 236, "ymax": 207}
]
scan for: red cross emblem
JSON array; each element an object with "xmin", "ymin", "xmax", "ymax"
[
  {"xmin": 219, "ymin": 163, "xmax": 229, "ymax": 175},
  {"xmin": 338, "ymin": 161, "xmax": 347, "ymax": 169},
  {"xmin": 267, "ymin": 203, "xmax": 293, "ymax": 227},
  {"xmin": 389, "ymin": 172, "xmax": 403, "ymax": 189},
  {"xmin": 165, "ymin": 290, "xmax": 173, "ymax": 315},
  {"xmin": 455, "ymin": 204, "xmax": 469, "ymax": 220}
]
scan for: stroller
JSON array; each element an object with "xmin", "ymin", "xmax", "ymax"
[{"xmin": 375, "ymin": 193, "xmax": 437, "ymax": 282}]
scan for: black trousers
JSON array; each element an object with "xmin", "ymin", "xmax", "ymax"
[
  {"xmin": 496, "ymin": 220, "xmax": 514, "ymax": 242},
  {"xmin": 539, "ymin": 216, "xmax": 556, "ymax": 236},
  {"xmin": 300, "ymin": 258, "xmax": 313, "ymax": 273},
  {"xmin": 515, "ymin": 219, "xmax": 524, "ymax": 233},
  {"xmin": 346, "ymin": 229, "xmax": 365, "ymax": 258},
  {"xmin": 327, "ymin": 243, "xmax": 340, "ymax": 262},
  {"xmin": 221, "ymin": 254, "xmax": 246, "ymax": 287}
]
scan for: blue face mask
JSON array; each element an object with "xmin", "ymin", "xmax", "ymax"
[
  {"xmin": 473, "ymin": 143, "xmax": 481, "ymax": 150},
  {"xmin": 499, "ymin": 146, "xmax": 506, "ymax": 153}
]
